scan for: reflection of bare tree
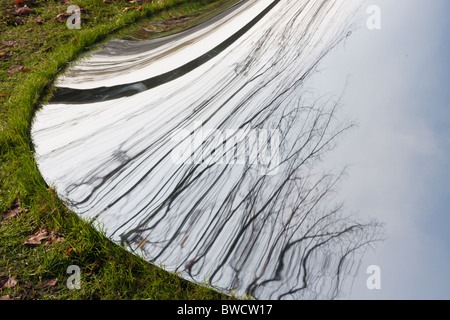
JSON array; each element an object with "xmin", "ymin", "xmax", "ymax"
[
  {"xmin": 113, "ymin": 1, "xmax": 385, "ymax": 300},
  {"xmin": 113, "ymin": 91, "xmax": 384, "ymax": 300},
  {"xmin": 166, "ymin": 97, "xmax": 384, "ymax": 300}
]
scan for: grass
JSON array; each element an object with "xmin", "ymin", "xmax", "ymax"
[{"xmin": 0, "ymin": 0, "xmax": 241, "ymax": 300}]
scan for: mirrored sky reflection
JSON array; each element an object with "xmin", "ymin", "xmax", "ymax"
[
  {"xmin": 31, "ymin": 0, "xmax": 449, "ymax": 299},
  {"xmin": 311, "ymin": 0, "xmax": 450, "ymax": 299}
]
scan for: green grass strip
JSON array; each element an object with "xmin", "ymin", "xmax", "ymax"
[{"xmin": 0, "ymin": 0, "xmax": 241, "ymax": 300}]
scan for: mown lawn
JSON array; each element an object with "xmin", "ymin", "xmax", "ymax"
[{"xmin": 0, "ymin": 0, "xmax": 240, "ymax": 300}]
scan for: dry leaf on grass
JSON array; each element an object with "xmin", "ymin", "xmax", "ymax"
[
  {"xmin": 55, "ymin": 7, "xmax": 87, "ymax": 23},
  {"xmin": 1, "ymin": 276, "xmax": 18, "ymax": 289},
  {"xmin": 0, "ymin": 295, "xmax": 13, "ymax": 300},
  {"xmin": 7, "ymin": 65, "xmax": 23, "ymax": 74},
  {"xmin": 4, "ymin": 277, "xmax": 18, "ymax": 289},
  {"xmin": 16, "ymin": 6, "xmax": 33, "ymax": 16},
  {"xmin": 31, "ymin": 17, "xmax": 44, "ymax": 24},
  {"xmin": 40, "ymin": 278, "xmax": 58, "ymax": 288},
  {"xmin": 47, "ymin": 230, "xmax": 65, "ymax": 244},
  {"xmin": 1, "ymin": 206, "xmax": 21, "ymax": 219},
  {"xmin": 23, "ymin": 227, "xmax": 49, "ymax": 245},
  {"xmin": 6, "ymin": 8, "xmax": 18, "ymax": 15},
  {"xmin": 7, "ymin": 65, "xmax": 31, "ymax": 74},
  {"xmin": 55, "ymin": 13, "xmax": 70, "ymax": 22},
  {"xmin": 1, "ymin": 195, "xmax": 26, "ymax": 219},
  {"xmin": 6, "ymin": 5, "xmax": 34, "ymax": 16},
  {"xmin": 2, "ymin": 40, "xmax": 18, "ymax": 47},
  {"xmin": 23, "ymin": 227, "xmax": 64, "ymax": 245}
]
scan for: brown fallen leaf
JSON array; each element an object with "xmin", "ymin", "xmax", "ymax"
[
  {"xmin": 23, "ymin": 227, "xmax": 64, "ymax": 245},
  {"xmin": 122, "ymin": 7, "xmax": 132, "ymax": 12},
  {"xmin": 6, "ymin": 8, "xmax": 19, "ymax": 16},
  {"xmin": 55, "ymin": 13, "xmax": 69, "ymax": 22},
  {"xmin": 103, "ymin": 0, "xmax": 111, "ymax": 2},
  {"xmin": 0, "ymin": 93, "xmax": 12, "ymax": 97},
  {"xmin": 7, "ymin": 65, "xmax": 31, "ymax": 74},
  {"xmin": 23, "ymin": 227, "xmax": 49, "ymax": 245},
  {"xmin": 1, "ymin": 206, "xmax": 21, "ymax": 219},
  {"xmin": 2, "ymin": 276, "xmax": 18, "ymax": 289},
  {"xmin": 8, "ymin": 66, "xmax": 31, "ymax": 74},
  {"xmin": 31, "ymin": 17, "xmax": 44, "ymax": 24},
  {"xmin": 8, "ymin": 65, "xmax": 31, "ymax": 74},
  {"xmin": 0, "ymin": 295, "xmax": 13, "ymax": 300},
  {"xmin": 24, "ymin": 27, "xmax": 34, "ymax": 32},
  {"xmin": 0, "ymin": 52, "xmax": 6, "ymax": 57},
  {"xmin": 40, "ymin": 278, "xmax": 58, "ymax": 288},
  {"xmin": 2, "ymin": 40, "xmax": 18, "ymax": 47},
  {"xmin": 47, "ymin": 230, "xmax": 64, "ymax": 244},
  {"xmin": 136, "ymin": 5, "xmax": 143, "ymax": 12},
  {"xmin": 16, "ymin": 5, "xmax": 34, "ymax": 16},
  {"xmin": 7, "ymin": 65, "xmax": 23, "ymax": 74},
  {"xmin": 1, "ymin": 194, "xmax": 23, "ymax": 219}
]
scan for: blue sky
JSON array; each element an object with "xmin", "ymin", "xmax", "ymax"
[{"xmin": 306, "ymin": 0, "xmax": 450, "ymax": 299}]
